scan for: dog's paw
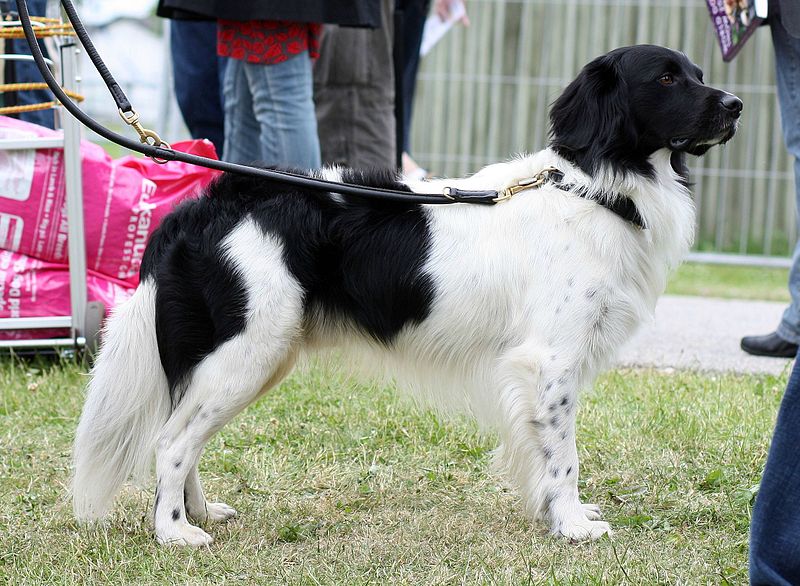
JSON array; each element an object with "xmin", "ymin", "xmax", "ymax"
[
  {"xmin": 156, "ymin": 522, "xmax": 214, "ymax": 547},
  {"xmin": 581, "ymin": 503, "xmax": 602, "ymax": 520},
  {"xmin": 186, "ymin": 500, "xmax": 237, "ymax": 524},
  {"xmin": 553, "ymin": 518, "xmax": 612, "ymax": 541},
  {"xmin": 205, "ymin": 502, "xmax": 237, "ymax": 523}
]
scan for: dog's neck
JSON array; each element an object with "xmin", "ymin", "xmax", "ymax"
[
  {"xmin": 669, "ymin": 151, "xmax": 690, "ymax": 187},
  {"xmin": 548, "ymin": 142, "xmax": 690, "ymax": 191}
]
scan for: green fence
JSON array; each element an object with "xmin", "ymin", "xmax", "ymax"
[{"xmin": 411, "ymin": 0, "xmax": 794, "ymax": 258}]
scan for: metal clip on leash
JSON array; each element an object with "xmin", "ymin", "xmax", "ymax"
[
  {"xmin": 495, "ymin": 167, "xmax": 562, "ymax": 203},
  {"xmin": 118, "ymin": 108, "xmax": 171, "ymax": 163}
]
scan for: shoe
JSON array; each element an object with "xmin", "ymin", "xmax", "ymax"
[{"xmin": 740, "ymin": 332, "xmax": 799, "ymax": 358}]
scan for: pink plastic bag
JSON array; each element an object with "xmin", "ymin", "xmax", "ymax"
[
  {"xmin": 0, "ymin": 116, "xmax": 220, "ymax": 339},
  {"xmin": 0, "ymin": 248, "xmax": 133, "ymax": 340},
  {"xmin": 0, "ymin": 116, "xmax": 220, "ymax": 285}
]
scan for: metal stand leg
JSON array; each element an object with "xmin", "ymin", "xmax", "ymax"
[{"xmin": 60, "ymin": 40, "xmax": 89, "ymax": 348}]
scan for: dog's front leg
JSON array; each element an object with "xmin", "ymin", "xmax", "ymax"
[
  {"xmin": 494, "ymin": 345, "xmax": 611, "ymax": 541},
  {"xmin": 534, "ymin": 383, "xmax": 611, "ymax": 541}
]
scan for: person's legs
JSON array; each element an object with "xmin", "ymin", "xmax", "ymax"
[
  {"xmin": 749, "ymin": 360, "xmax": 800, "ymax": 585},
  {"xmin": 222, "ymin": 58, "xmax": 262, "ymax": 165},
  {"xmin": 401, "ymin": 0, "xmax": 432, "ymax": 154},
  {"xmin": 170, "ymin": 20, "xmax": 226, "ymax": 155},
  {"xmin": 742, "ymin": 19, "xmax": 800, "ymax": 356},
  {"xmin": 313, "ymin": 0, "xmax": 395, "ymax": 170},
  {"xmin": 773, "ymin": 19, "xmax": 800, "ymax": 345},
  {"xmin": 6, "ymin": 0, "xmax": 55, "ymax": 128},
  {"xmin": 248, "ymin": 53, "xmax": 321, "ymax": 170}
]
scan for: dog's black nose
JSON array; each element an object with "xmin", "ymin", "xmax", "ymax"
[{"xmin": 721, "ymin": 94, "xmax": 743, "ymax": 116}]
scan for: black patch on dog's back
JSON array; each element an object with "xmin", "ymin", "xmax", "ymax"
[
  {"xmin": 141, "ymin": 199, "xmax": 249, "ymax": 404},
  {"xmin": 141, "ymin": 168, "xmax": 435, "ymax": 403}
]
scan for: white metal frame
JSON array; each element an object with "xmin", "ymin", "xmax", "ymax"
[{"xmin": 0, "ymin": 33, "xmax": 103, "ymax": 351}]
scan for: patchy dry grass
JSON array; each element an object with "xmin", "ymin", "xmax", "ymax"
[{"xmin": 0, "ymin": 358, "xmax": 788, "ymax": 585}]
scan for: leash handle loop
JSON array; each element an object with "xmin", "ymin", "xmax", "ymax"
[{"xmin": 57, "ymin": 0, "xmax": 131, "ymax": 113}]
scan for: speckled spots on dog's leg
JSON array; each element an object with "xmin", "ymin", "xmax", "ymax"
[{"xmin": 544, "ymin": 400, "xmax": 611, "ymax": 540}]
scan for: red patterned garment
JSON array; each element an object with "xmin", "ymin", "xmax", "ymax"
[{"xmin": 217, "ymin": 20, "xmax": 322, "ymax": 64}]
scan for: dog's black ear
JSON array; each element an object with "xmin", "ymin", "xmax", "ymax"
[{"xmin": 549, "ymin": 55, "xmax": 636, "ymax": 176}]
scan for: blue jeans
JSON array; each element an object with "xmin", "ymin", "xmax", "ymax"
[
  {"xmin": 5, "ymin": 0, "xmax": 55, "ymax": 129},
  {"xmin": 750, "ymin": 360, "xmax": 800, "ymax": 585},
  {"xmin": 773, "ymin": 19, "xmax": 800, "ymax": 344},
  {"xmin": 223, "ymin": 53, "xmax": 321, "ymax": 170},
  {"xmin": 170, "ymin": 20, "xmax": 226, "ymax": 156}
]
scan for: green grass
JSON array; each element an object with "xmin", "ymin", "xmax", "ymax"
[
  {"xmin": 667, "ymin": 263, "xmax": 790, "ymax": 302},
  {"xmin": 0, "ymin": 358, "xmax": 788, "ymax": 585}
]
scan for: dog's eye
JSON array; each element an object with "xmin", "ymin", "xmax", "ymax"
[{"xmin": 658, "ymin": 74, "xmax": 674, "ymax": 86}]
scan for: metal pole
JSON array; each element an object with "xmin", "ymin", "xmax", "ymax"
[{"xmin": 60, "ymin": 40, "xmax": 88, "ymax": 345}]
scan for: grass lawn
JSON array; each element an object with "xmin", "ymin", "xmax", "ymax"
[
  {"xmin": 666, "ymin": 263, "xmax": 789, "ymax": 302},
  {"xmin": 0, "ymin": 357, "xmax": 789, "ymax": 585}
]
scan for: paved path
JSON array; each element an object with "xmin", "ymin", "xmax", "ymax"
[{"xmin": 617, "ymin": 295, "xmax": 795, "ymax": 375}]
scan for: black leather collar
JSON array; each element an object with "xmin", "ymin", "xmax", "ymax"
[{"xmin": 547, "ymin": 170, "xmax": 646, "ymax": 230}]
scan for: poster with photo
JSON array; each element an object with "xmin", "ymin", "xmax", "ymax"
[{"xmin": 706, "ymin": 0, "xmax": 768, "ymax": 61}]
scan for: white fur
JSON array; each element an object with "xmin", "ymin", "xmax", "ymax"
[
  {"xmin": 73, "ymin": 148, "xmax": 694, "ymax": 544},
  {"xmin": 72, "ymin": 281, "xmax": 169, "ymax": 521}
]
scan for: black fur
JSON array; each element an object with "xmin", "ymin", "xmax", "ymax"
[
  {"xmin": 549, "ymin": 45, "xmax": 741, "ymax": 178},
  {"xmin": 140, "ymin": 168, "xmax": 434, "ymax": 402}
]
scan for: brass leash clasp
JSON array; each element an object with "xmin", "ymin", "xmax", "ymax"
[
  {"xmin": 119, "ymin": 108, "xmax": 172, "ymax": 163},
  {"xmin": 494, "ymin": 166, "xmax": 561, "ymax": 203}
]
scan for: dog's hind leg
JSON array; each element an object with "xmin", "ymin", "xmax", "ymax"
[
  {"xmin": 180, "ymin": 351, "xmax": 298, "ymax": 529},
  {"xmin": 153, "ymin": 341, "xmax": 298, "ymax": 547},
  {"xmin": 494, "ymin": 344, "xmax": 610, "ymax": 541},
  {"xmin": 153, "ymin": 221, "xmax": 304, "ymax": 546},
  {"xmin": 183, "ymin": 455, "xmax": 237, "ymax": 524}
]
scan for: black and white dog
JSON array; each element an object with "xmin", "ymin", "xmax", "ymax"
[{"xmin": 72, "ymin": 45, "xmax": 741, "ymax": 546}]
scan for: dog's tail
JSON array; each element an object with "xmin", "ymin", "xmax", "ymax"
[{"xmin": 72, "ymin": 279, "xmax": 169, "ymax": 522}]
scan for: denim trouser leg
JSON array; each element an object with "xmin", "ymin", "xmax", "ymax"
[
  {"xmin": 6, "ymin": 0, "xmax": 55, "ymax": 129},
  {"xmin": 223, "ymin": 53, "xmax": 321, "ymax": 170},
  {"xmin": 772, "ymin": 20, "xmax": 800, "ymax": 344},
  {"xmin": 170, "ymin": 20, "xmax": 226, "ymax": 155},
  {"xmin": 749, "ymin": 361, "xmax": 800, "ymax": 585}
]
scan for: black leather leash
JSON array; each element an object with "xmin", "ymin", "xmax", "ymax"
[
  {"xmin": 12, "ymin": 0, "xmax": 646, "ymax": 228},
  {"xmin": 12, "ymin": 0, "xmax": 500, "ymax": 206}
]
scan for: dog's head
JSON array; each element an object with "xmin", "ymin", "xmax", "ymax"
[{"xmin": 549, "ymin": 44, "xmax": 741, "ymax": 178}]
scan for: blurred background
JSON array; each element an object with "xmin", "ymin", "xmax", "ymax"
[{"xmin": 74, "ymin": 0, "xmax": 790, "ymax": 261}]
